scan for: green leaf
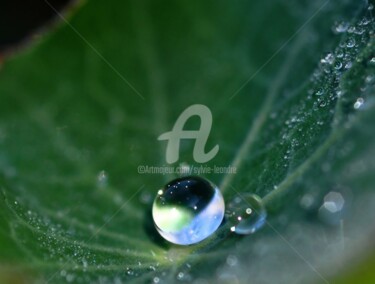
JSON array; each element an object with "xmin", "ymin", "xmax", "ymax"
[{"xmin": 1, "ymin": 0, "xmax": 374, "ymax": 283}]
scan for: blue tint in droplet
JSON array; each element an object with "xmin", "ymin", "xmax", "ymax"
[
  {"xmin": 152, "ymin": 176, "xmax": 225, "ymax": 245},
  {"xmin": 227, "ymin": 194, "xmax": 267, "ymax": 235}
]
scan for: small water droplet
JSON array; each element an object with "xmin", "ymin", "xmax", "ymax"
[
  {"xmin": 319, "ymin": 191, "xmax": 346, "ymax": 225},
  {"xmin": 365, "ymin": 75, "xmax": 374, "ymax": 84},
  {"xmin": 152, "ymin": 176, "xmax": 225, "ymax": 245},
  {"xmin": 333, "ymin": 21, "xmax": 349, "ymax": 33},
  {"xmin": 315, "ymin": 88, "xmax": 325, "ymax": 96},
  {"xmin": 153, "ymin": 277, "xmax": 160, "ymax": 283},
  {"xmin": 353, "ymin": 98, "xmax": 364, "ymax": 109},
  {"xmin": 354, "ymin": 27, "xmax": 365, "ymax": 35},
  {"xmin": 348, "ymin": 26, "xmax": 356, "ymax": 34},
  {"xmin": 344, "ymin": 62, "xmax": 353, "ymax": 69},
  {"xmin": 178, "ymin": 162, "xmax": 191, "ymax": 176},
  {"xmin": 321, "ymin": 53, "xmax": 334, "ymax": 65},
  {"xmin": 300, "ymin": 194, "xmax": 315, "ymax": 210},
  {"xmin": 336, "ymin": 50, "xmax": 344, "ymax": 58},
  {"xmin": 66, "ymin": 274, "xmax": 75, "ymax": 283},
  {"xmin": 126, "ymin": 268, "xmax": 134, "ymax": 276},
  {"xmin": 97, "ymin": 170, "xmax": 108, "ymax": 187},
  {"xmin": 226, "ymin": 255, "xmax": 238, "ymax": 267},
  {"xmin": 177, "ymin": 272, "xmax": 184, "ymax": 280},
  {"xmin": 140, "ymin": 191, "xmax": 152, "ymax": 205},
  {"xmin": 270, "ymin": 112, "xmax": 277, "ymax": 119},
  {"xmin": 334, "ymin": 61, "xmax": 342, "ymax": 70},
  {"xmin": 227, "ymin": 194, "xmax": 267, "ymax": 235},
  {"xmin": 346, "ymin": 38, "xmax": 356, "ymax": 48}
]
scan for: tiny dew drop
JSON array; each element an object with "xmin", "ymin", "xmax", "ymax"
[
  {"xmin": 344, "ymin": 61, "xmax": 353, "ymax": 69},
  {"xmin": 315, "ymin": 88, "xmax": 324, "ymax": 96},
  {"xmin": 353, "ymin": 97, "xmax": 364, "ymax": 109},
  {"xmin": 227, "ymin": 194, "xmax": 267, "ymax": 235},
  {"xmin": 334, "ymin": 60, "xmax": 342, "ymax": 70},
  {"xmin": 319, "ymin": 100, "xmax": 327, "ymax": 108},
  {"xmin": 152, "ymin": 176, "xmax": 225, "ymax": 245},
  {"xmin": 346, "ymin": 38, "xmax": 356, "ymax": 48},
  {"xmin": 226, "ymin": 254, "xmax": 238, "ymax": 267},
  {"xmin": 320, "ymin": 53, "xmax": 334, "ymax": 65},
  {"xmin": 177, "ymin": 272, "xmax": 184, "ymax": 280},
  {"xmin": 333, "ymin": 21, "xmax": 349, "ymax": 33},
  {"xmin": 126, "ymin": 268, "xmax": 134, "ymax": 276},
  {"xmin": 318, "ymin": 191, "xmax": 346, "ymax": 225},
  {"xmin": 97, "ymin": 170, "xmax": 108, "ymax": 187}
]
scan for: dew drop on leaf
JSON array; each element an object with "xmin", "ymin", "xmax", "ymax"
[
  {"xmin": 126, "ymin": 268, "xmax": 134, "ymax": 276},
  {"xmin": 333, "ymin": 20, "xmax": 349, "ymax": 33},
  {"xmin": 97, "ymin": 170, "xmax": 108, "ymax": 187},
  {"xmin": 177, "ymin": 272, "xmax": 184, "ymax": 280},
  {"xmin": 226, "ymin": 254, "xmax": 238, "ymax": 267},
  {"xmin": 353, "ymin": 97, "xmax": 364, "ymax": 109},
  {"xmin": 300, "ymin": 193, "xmax": 316, "ymax": 210},
  {"xmin": 318, "ymin": 191, "xmax": 346, "ymax": 225},
  {"xmin": 152, "ymin": 176, "xmax": 225, "ymax": 245},
  {"xmin": 346, "ymin": 38, "xmax": 356, "ymax": 48},
  {"xmin": 227, "ymin": 194, "xmax": 267, "ymax": 235},
  {"xmin": 139, "ymin": 191, "xmax": 152, "ymax": 205},
  {"xmin": 345, "ymin": 61, "xmax": 353, "ymax": 69},
  {"xmin": 321, "ymin": 53, "xmax": 335, "ymax": 65},
  {"xmin": 178, "ymin": 162, "xmax": 191, "ymax": 176},
  {"xmin": 334, "ymin": 60, "xmax": 343, "ymax": 70}
]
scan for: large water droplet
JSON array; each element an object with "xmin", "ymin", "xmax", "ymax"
[
  {"xmin": 227, "ymin": 194, "xmax": 267, "ymax": 235},
  {"xmin": 152, "ymin": 176, "xmax": 225, "ymax": 245}
]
